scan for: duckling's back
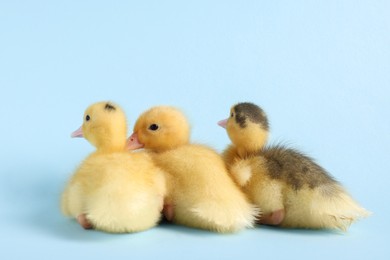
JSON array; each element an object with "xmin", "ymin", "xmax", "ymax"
[{"xmin": 261, "ymin": 146, "xmax": 337, "ymax": 190}]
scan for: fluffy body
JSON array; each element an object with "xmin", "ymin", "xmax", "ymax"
[
  {"xmin": 61, "ymin": 152, "xmax": 165, "ymax": 233},
  {"xmin": 61, "ymin": 102, "xmax": 165, "ymax": 233},
  {"xmin": 154, "ymin": 144, "xmax": 258, "ymax": 232},
  {"xmin": 128, "ymin": 106, "xmax": 259, "ymax": 233},
  {"xmin": 221, "ymin": 102, "xmax": 370, "ymax": 231}
]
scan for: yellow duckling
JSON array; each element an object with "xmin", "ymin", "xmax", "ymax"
[
  {"xmin": 218, "ymin": 102, "xmax": 370, "ymax": 231},
  {"xmin": 127, "ymin": 106, "xmax": 259, "ymax": 233},
  {"xmin": 61, "ymin": 102, "xmax": 166, "ymax": 233}
]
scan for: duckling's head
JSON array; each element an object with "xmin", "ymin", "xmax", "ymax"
[
  {"xmin": 127, "ymin": 106, "xmax": 190, "ymax": 152},
  {"xmin": 218, "ymin": 102, "xmax": 269, "ymax": 154},
  {"xmin": 71, "ymin": 102, "xmax": 127, "ymax": 152}
]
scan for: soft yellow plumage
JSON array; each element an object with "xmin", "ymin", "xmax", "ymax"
[
  {"xmin": 219, "ymin": 102, "xmax": 371, "ymax": 231},
  {"xmin": 127, "ymin": 106, "xmax": 259, "ymax": 233},
  {"xmin": 61, "ymin": 102, "xmax": 166, "ymax": 233}
]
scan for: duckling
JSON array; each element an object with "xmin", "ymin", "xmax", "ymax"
[
  {"xmin": 127, "ymin": 106, "xmax": 259, "ymax": 233},
  {"xmin": 61, "ymin": 102, "xmax": 166, "ymax": 233},
  {"xmin": 218, "ymin": 102, "xmax": 370, "ymax": 231}
]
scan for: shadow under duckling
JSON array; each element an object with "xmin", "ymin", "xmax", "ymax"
[
  {"xmin": 61, "ymin": 102, "xmax": 166, "ymax": 233},
  {"xmin": 218, "ymin": 102, "xmax": 370, "ymax": 231},
  {"xmin": 127, "ymin": 106, "xmax": 259, "ymax": 233}
]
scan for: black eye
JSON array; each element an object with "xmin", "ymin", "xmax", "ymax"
[
  {"xmin": 231, "ymin": 112, "xmax": 234, "ymax": 118},
  {"xmin": 148, "ymin": 124, "xmax": 159, "ymax": 131},
  {"xmin": 85, "ymin": 115, "xmax": 90, "ymax": 121}
]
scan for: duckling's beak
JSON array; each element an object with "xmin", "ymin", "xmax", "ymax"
[
  {"xmin": 218, "ymin": 119, "xmax": 228, "ymax": 129},
  {"xmin": 71, "ymin": 126, "xmax": 84, "ymax": 138},
  {"xmin": 126, "ymin": 132, "xmax": 144, "ymax": 150}
]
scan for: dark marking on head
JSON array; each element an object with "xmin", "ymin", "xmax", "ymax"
[
  {"xmin": 260, "ymin": 145, "xmax": 337, "ymax": 190},
  {"xmin": 105, "ymin": 103, "xmax": 116, "ymax": 111},
  {"xmin": 233, "ymin": 102, "xmax": 269, "ymax": 130}
]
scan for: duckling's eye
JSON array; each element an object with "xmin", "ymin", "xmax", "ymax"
[
  {"xmin": 85, "ymin": 115, "xmax": 90, "ymax": 121},
  {"xmin": 231, "ymin": 112, "xmax": 234, "ymax": 118},
  {"xmin": 148, "ymin": 124, "xmax": 159, "ymax": 131}
]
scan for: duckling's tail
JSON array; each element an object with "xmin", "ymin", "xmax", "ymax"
[
  {"xmin": 310, "ymin": 184, "xmax": 371, "ymax": 231},
  {"xmin": 281, "ymin": 184, "xmax": 370, "ymax": 231},
  {"xmin": 190, "ymin": 201, "xmax": 260, "ymax": 233}
]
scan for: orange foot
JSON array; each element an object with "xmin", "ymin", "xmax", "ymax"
[
  {"xmin": 259, "ymin": 209, "xmax": 285, "ymax": 226},
  {"xmin": 162, "ymin": 204, "xmax": 174, "ymax": 222},
  {"xmin": 77, "ymin": 214, "xmax": 93, "ymax": 229}
]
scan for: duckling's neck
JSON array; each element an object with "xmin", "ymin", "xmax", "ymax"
[
  {"xmin": 148, "ymin": 140, "xmax": 190, "ymax": 153},
  {"xmin": 149, "ymin": 144, "xmax": 182, "ymax": 154},
  {"xmin": 235, "ymin": 146, "xmax": 256, "ymax": 158},
  {"xmin": 96, "ymin": 142, "xmax": 126, "ymax": 153},
  {"xmin": 233, "ymin": 129, "xmax": 268, "ymax": 158},
  {"xmin": 234, "ymin": 141, "xmax": 266, "ymax": 158}
]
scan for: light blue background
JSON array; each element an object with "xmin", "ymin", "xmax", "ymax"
[{"xmin": 1, "ymin": 1, "xmax": 389, "ymax": 259}]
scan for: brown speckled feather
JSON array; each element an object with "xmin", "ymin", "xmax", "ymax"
[{"xmin": 260, "ymin": 145, "xmax": 337, "ymax": 190}]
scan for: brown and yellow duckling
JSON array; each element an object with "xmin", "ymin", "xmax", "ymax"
[{"xmin": 218, "ymin": 102, "xmax": 370, "ymax": 231}]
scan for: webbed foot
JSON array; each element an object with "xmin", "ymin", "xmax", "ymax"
[
  {"xmin": 77, "ymin": 214, "xmax": 93, "ymax": 229},
  {"xmin": 259, "ymin": 209, "xmax": 285, "ymax": 225}
]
